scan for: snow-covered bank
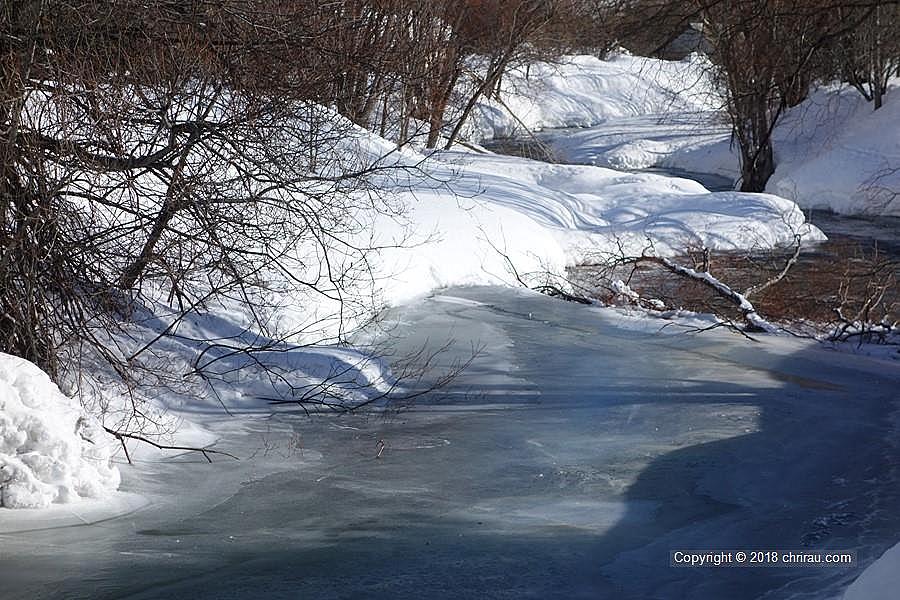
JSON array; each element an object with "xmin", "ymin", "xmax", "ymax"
[
  {"xmin": 466, "ymin": 52, "xmax": 720, "ymax": 138},
  {"xmin": 467, "ymin": 52, "xmax": 900, "ymax": 216},
  {"xmin": 368, "ymin": 150, "xmax": 823, "ymax": 310},
  {"xmin": 242, "ymin": 109, "xmax": 825, "ymax": 339},
  {"xmin": 0, "ymin": 354, "xmax": 120, "ymax": 509},
  {"xmin": 768, "ymin": 85, "xmax": 900, "ymax": 216}
]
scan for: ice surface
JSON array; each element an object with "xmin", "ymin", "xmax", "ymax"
[
  {"xmin": 1, "ymin": 287, "xmax": 898, "ymax": 599},
  {"xmin": 843, "ymin": 540, "xmax": 900, "ymax": 600}
]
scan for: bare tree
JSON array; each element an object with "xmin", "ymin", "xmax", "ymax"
[
  {"xmin": 1, "ymin": 1, "xmax": 443, "ymax": 433},
  {"xmin": 605, "ymin": 1, "xmax": 899, "ymax": 191},
  {"xmin": 443, "ymin": 0, "xmax": 557, "ymax": 148},
  {"xmin": 828, "ymin": 3, "xmax": 900, "ymax": 109}
]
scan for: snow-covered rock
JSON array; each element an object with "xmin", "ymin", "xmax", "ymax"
[{"xmin": 0, "ymin": 353, "xmax": 120, "ymax": 509}]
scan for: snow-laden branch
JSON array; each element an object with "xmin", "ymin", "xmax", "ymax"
[
  {"xmin": 744, "ymin": 234, "xmax": 802, "ymax": 298},
  {"xmin": 617, "ymin": 254, "xmax": 778, "ymax": 333}
]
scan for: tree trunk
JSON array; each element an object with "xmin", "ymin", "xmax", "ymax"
[
  {"xmin": 118, "ymin": 197, "xmax": 180, "ymax": 290},
  {"xmin": 426, "ymin": 66, "xmax": 459, "ymax": 149},
  {"xmin": 872, "ymin": 5, "xmax": 884, "ymax": 110},
  {"xmin": 444, "ymin": 57, "xmax": 507, "ymax": 150},
  {"xmin": 740, "ymin": 141, "xmax": 775, "ymax": 192}
]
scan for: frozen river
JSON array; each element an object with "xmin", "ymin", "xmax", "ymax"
[{"xmin": 2, "ymin": 286, "xmax": 899, "ymax": 599}]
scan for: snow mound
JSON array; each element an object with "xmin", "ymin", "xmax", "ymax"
[
  {"xmin": 422, "ymin": 152, "xmax": 822, "ymax": 257},
  {"xmin": 308, "ymin": 137, "xmax": 824, "ymax": 323},
  {"xmin": 768, "ymin": 83, "xmax": 900, "ymax": 216},
  {"xmin": 468, "ymin": 52, "xmax": 720, "ymax": 140},
  {"xmin": 0, "ymin": 353, "xmax": 120, "ymax": 509}
]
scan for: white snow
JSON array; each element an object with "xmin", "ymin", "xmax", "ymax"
[
  {"xmin": 466, "ymin": 51, "xmax": 900, "ymax": 216},
  {"xmin": 466, "ymin": 52, "xmax": 720, "ymax": 139},
  {"xmin": 768, "ymin": 84, "xmax": 900, "ymax": 216},
  {"xmin": 365, "ymin": 149, "xmax": 823, "ymax": 311},
  {"xmin": 0, "ymin": 353, "xmax": 120, "ymax": 509},
  {"xmin": 217, "ymin": 110, "xmax": 824, "ymax": 345}
]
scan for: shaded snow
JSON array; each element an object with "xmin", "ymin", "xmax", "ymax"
[{"xmin": 768, "ymin": 84, "xmax": 900, "ymax": 216}]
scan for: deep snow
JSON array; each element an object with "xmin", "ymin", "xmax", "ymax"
[
  {"xmin": 467, "ymin": 52, "xmax": 900, "ymax": 216},
  {"xmin": 0, "ymin": 353, "xmax": 120, "ymax": 508},
  {"xmin": 370, "ymin": 150, "xmax": 824, "ymax": 310}
]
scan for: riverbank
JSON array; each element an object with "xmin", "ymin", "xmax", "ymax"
[
  {"xmin": 485, "ymin": 129, "xmax": 898, "ymax": 347},
  {"xmin": 467, "ymin": 52, "xmax": 900, "ymax": 217}
]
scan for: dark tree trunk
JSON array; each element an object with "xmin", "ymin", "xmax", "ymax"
[{"xmin": 740, "ymin": 142, "xmax": 775, "ymax": 193}]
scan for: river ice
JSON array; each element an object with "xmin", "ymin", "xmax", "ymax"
[{"xmin": 1, "ymin": 286, "xmax": 898, "ymax": 599}]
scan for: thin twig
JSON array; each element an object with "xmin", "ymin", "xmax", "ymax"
[{"xmin": 105, "ymin": 427, "xmax": 239, "ymax": 464}]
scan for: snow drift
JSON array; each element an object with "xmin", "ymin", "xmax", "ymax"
[
  {"xmin": 467, "ymin": 51, "xmax": 900, "ymax": 216},
  {"xmin": 356, "ymin": 149, "xmax": 824, "ymax": 313},
  {"xmin": 466, "ymin": 52, "xmax": 720, "ymax": 139},
  {"xmin": 0, "ymin": 353, "xmax": 120, "ymax": 509}
]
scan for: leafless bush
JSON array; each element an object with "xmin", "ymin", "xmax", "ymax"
[{"xmin": 0, "ymin": 1, "xmax": 472, "ymax": 451}]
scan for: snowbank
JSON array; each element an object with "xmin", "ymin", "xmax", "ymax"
[
  {"xmin": 354, "ymin": 148, "xmax": 823, "ymax": 312},
  {"xmin": 0, "ymin": 353, "xmax": 120, "ymax": 509},
  {"xmin": 467, "ymin": 52, "xmax": 900, "ymax": 216},
  {"xmin": 267, "ymin": 123, "xmax": 824, "ymax": 337},
  {"xmin": 842, "ymin": 542, "xmax": 900, "ymax": 600},
  {"xmin": 467, "ymin": 52, "xmax": 720, "ymax": 140},
  {"xmin": 540, "ymin": 113, "xmax": 736, "ymax": 178},
  {"xmin": 768, "ymin": 84, "xmax": 900, "ymax": 216}
]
